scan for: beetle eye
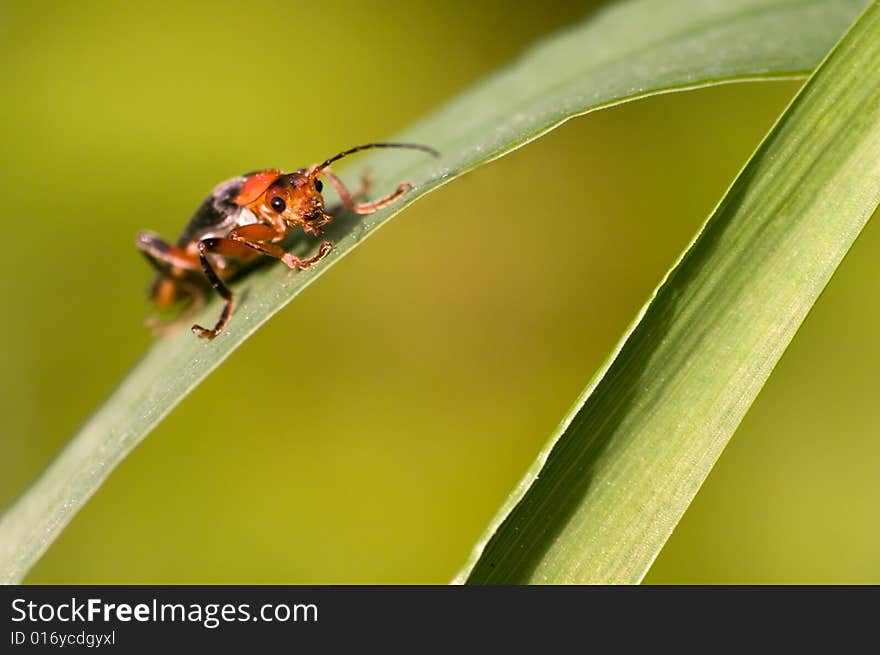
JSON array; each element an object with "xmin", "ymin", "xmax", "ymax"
[
  {"xmin": 270, "ymin": 196, "xmax": 286, "ymax": 212},
  {"xmin": 315, "ymin": 179, "xmax": 323, "ymax": 192}
]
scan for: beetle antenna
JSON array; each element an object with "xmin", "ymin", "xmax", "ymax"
[{"xmin": 311, "ymin": 142, "xmax": 438, "ymax": 175}]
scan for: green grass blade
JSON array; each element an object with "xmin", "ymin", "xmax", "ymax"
[
  {"xmin": 461, "ymin": 1, "xmax": 880, "ymax": 584},
  {"xmin": 0, "ymin": 0, "xmax": 868, "ymax": 583}
]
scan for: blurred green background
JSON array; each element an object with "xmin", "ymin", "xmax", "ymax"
[{"xmin": 1, "ymin": 1, "xmax": 877, "ymax": 584}]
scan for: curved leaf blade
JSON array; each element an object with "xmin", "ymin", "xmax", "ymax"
[
  {"xmin": 461, "ymin": 0, "xmax": 880, "ymax": 584},
  {"xmin": 0, "ymin": 0, "xmax": 869, "ymax": 583}
]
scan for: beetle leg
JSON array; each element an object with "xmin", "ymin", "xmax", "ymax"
[
  {"xmin": 136, "ymin": 231, "xmax": 200, "ymax": 272},
  {"xmin": 137, "ymin": 231, "xmax": 202, "ymax": 307},
  {"xmin": 137, "ymin": 231, "xmax": 207, "ymax": 334},
  {"xmin": 232, "ymin": 236, "xmax": 332, "ymax": 270},
  {"xmin": 191, "ymin": 237, "xmax": 261, "ymax": 339},
  {"xmin": 323, "ymin": 168, "xmax": 371, "ymax": 215},
  {"xmin": 352, "ymin": 168, "xmax": 373, "ymax": 198},
  {"xmin": 229, "ymin": 224, "xmax": 332, "ymax": 271},
  {"xmin": 145, "ymin": 277, "xmax": 206, "ymax": 337},
  {"xmin": 191, "ymin": 232, "xmax": 331, "ymax": 339},
  {"xmin": 320, "ymin": 168, "xmax": 409, "ymax": 215}
]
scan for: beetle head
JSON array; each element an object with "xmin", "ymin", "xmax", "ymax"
[
  {"xmin": 234, "ymin": 144, "xmax": 438, "ymax": 237},
  {"xmin": 235, "ymin": 169, "xmax": 331, "ymax": 236}
]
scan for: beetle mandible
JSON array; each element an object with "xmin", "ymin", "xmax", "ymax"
[{"xmin": 137, "ymin": 142, "xmax": 437, "ymax": 339}]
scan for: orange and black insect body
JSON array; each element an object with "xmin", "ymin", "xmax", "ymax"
[{"xmin": 137, "ymin": 142, "xmax": 437, "ymax": 339}]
